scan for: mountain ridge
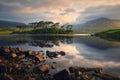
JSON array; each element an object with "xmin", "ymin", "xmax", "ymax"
[
  {"xmin": 74, "ymin": 17, "xmax": 120, "ymax": 33},
  {"xmin": 0, "ymin": 20, "xmax": 26, "ymax": 28}
]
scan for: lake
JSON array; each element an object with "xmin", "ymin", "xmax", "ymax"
[{"xmin": 0, "ymin": 34, "xmax": 120, "ymax": 77}]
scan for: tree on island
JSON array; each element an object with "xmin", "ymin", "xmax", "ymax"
[{"xmin": 27, "ymin": 21, "xmax": 74, "ymax": 34}]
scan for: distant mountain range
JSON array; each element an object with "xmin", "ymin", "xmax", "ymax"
[
  {"xmin": 0, "ymin": 20, "xmax": 26, "ymax": 28},
  {"xmin": 74, "ymin": 17, "xmax": 120, "ymax": 33}
]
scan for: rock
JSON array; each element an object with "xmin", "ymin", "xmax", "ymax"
[
  {"xmin": 59, "ymin": 51, "xmax": 65, "ymax": 56},
  {"xmin": 16, "ymin": 47, "xmax": 22, "ymax": 52},
  {"xmin": 18, "ymin": 54, "xmax": 26, "ymax": 59},
  {"xmin": 10, "ymin": 48, "xmax": 17, "ymax": 53},
  {"xmin": 33, "ymin": 64, "xmax": 49, "ymax": 74},
  {"xmin": 26, "ymin": 64, "xmax": 32, "ymax": 69},
  {"xmin": 34, "ymin": 54, "xmax": 46, "ymax": 62},
  {"xmin": 82, "ymin": 72, "xmax": 89, "ymax": 80},
  {"xmin": 46, "ymin": 51, "xmax": 58, "ymax": 58},
  {"xmin": 53, "ymin": 69, "xmax": 70, "ymax": 80},
  {"xmin": 0, "ymin": 73, "xmax": 14, "ymax": 80},
  {"xmin": 11, "ymin": 52, "xmax": 17, "ymax": 58},
  {"xmin": 46, "ymin": 51, "xmax": 66, "ymax": 58},
  {"xmin": 24, "ymin": 76, "xmax": 34, "ymax": 80},
  {"xmin": 93, "ymin": 73, "xmax": 120, "ymax": 80},
  {"xmin": 0, "ymin": 59, "xmax": 3, "ymax": 63},
  {"xmin": 27, "ymin": 50, "xmax": 35, "ymax": 56},
  {"xmin": 0, "ymin": 65, "xmax": 6, "ymax": 73},
  {"xmin": 3, "ymin": 48, "xmax": 10, "ymax": 53},
  {"xmin": 51, "ymin": 64, "xmax": 56, "ymax": 69},
  {"xmin": 13, "ymin": 63, "xmax": 19, "ymax": 69},
  {"xmin": 7, "ymin": 67, "xmax": 13, "ymax": 73},
  {"xmin": 17, "ymin": 68, "xmax": 26, "ymax": 74},
  {"xmin": 38, "ymin": 51, "xmax": 45, "ymax": 56},
  {"xmin": 77, "ymin": 71, "xmax": 82, "ymax": 76},
  {"xmin": 69, "ymin": 66, "xmax": 102, "ymax": 73},
  {"xmin": 39, "ymin": 64, "xmax": 49, "ymax": 73}
]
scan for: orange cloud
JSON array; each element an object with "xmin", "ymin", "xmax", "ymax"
[{"xmin": 20, "ymin": 0, "xmax": 120, "ymax": 23}]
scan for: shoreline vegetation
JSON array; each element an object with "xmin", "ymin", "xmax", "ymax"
[
  {"xmin": 0, "ymin": 46, "xmax": 120, "ymax": 80},
  {"xmin": 0, "ymin": 21, "xmax": 73, "ymax": 34},
  {"xmin": 95, "ymin": 29, "xmax": 120, "ymax": 41}
]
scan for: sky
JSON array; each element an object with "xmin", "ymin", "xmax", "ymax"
[{"xmin": 0, "ymin": 0, "xmax": 120, "ymax": 24}]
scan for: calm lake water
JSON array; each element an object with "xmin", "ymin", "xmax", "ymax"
[{"xmin": 0, "ymin": 35, "xmax": 120, "ymax": 77}]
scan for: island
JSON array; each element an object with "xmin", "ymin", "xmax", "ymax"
[{"xmin": 0, "ymin": 21, "xmax": 74, "ymax": 34}]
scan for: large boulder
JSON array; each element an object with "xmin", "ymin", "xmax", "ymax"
[{"xmin": 53, "ymin": 69, "xmax": 70, "ymax": 80}]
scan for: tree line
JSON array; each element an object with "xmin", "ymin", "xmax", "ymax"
[{"xmin": 29, "ymin": 21, "xmax": 73, "ymax": 34}]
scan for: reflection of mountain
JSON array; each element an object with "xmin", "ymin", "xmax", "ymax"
[
  {"xmin": 74, "ymin": 17, "xmax": 120, "ymax": 33},
  {"xmin": 73, "ymin": 36, "xmax": 120, "ymax": 62},
  {"xmin": 0, "ymin": 36, "xmax": 28, "ymax": 46},
  {"xmin": 73, "ymin": 36, "xmax": 120, "ymax": 50}
]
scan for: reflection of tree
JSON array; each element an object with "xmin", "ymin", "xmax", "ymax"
[
  {"xmin": 0, "ymin": 36, "xmax": 73, "ymax": 47},
  {"xmin": 29, "ymin": 36, "xmax": 73, "ymax": 47}
]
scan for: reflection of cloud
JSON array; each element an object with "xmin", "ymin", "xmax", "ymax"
[
  {"xmin": 49, "ymin": 42, "xmax": 120, "ymax": 69},
  {"xmin": 49, "ymin": 43, "xmax": 79, "ymax": 55}
]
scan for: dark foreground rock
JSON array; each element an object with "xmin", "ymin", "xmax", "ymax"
[{"xmin": 0, "ymin": 46, "xmax": 120, "ymax": 80}]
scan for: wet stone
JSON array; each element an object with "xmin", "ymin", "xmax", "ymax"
[
  {"xmin": 24, "ymin": 76, "xmax": 34, "ymax": 80},
  {"xmin": 11, "ymin": 52, "xmax": 17, "ymax": 58},
  {"xmin": 18, "ymin": 54, "xmax": 26, "ymax": 59},
  {"xmin": 53, "ymin": 69, "xmax": 70, "ymax": 80},
  {"xmin": 51, "ymin": 64, "xmax": 56, "ymax": 69},
  {"xmin": 33, "ymin": 64, "xmax": 50, "ymax": 74},
  {"xmin": 4, "ymin": 48, "xmax": 11, "ymax": 53},
  {"xmin": 0, "ymin": 73, "xmax": 14, "ymax": 80},
  {"xmin": 34, "ymin": 54, "xmax": 46, "ymax": 62}
]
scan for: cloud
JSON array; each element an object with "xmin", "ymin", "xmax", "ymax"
[
  {"xmin": 76, "ymin": 2, "xmax": 120, "ymax": 23},
  {"xmin": 0, "ymin": 0, "xmax": 120, "ymax": 23}
]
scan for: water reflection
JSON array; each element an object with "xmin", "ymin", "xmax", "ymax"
[
  {"xmin": 74, "ymin": 36, "xmax": 120, "ymax": 50},
  {"xmin": 0, "ymin": 35, "xmax": 73, "ymax": 47},
  {"xmin": 0, "ymin": 35, "xmax": 120, "ymax": 77}
]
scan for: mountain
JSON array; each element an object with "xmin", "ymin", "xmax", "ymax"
[
  {"xmin": 0, "ymin": 20, "xmax": 26, "ymax": 28},
  {"xmin": 74, "ymin": 17, "xmax": 120, "ymax": 33}
]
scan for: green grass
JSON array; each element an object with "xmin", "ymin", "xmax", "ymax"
[
  {"xmin": 0, "ymin": 31, "xmax": 13, "ymax": 34},
  {"xmin": 96, "ymin": 29, "xmax": 120, "ymax": 42},
  {"xmin": 0, "ymin": 27, "xmax": 35, "ymax": 34},
  {"xmin": 0, "ymin": 28, "xmax": 15, "ymax": 34},
  {"xmin": 102, "ymin": 29, "xmax": 120, "ymax": 34}
]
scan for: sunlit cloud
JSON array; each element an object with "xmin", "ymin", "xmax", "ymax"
[{"xmin": 0, "ymin": 0, "xmax": 120, "ymax": 23}]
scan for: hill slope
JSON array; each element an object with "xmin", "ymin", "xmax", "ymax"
[
  {"xmin": 74, "ymin": 17, "xmax": 120, "ymax": 33},
  {"xmin": 0, "ymin": 20, "xmax": 26, "ymax": 28},
  {"xmin": 95, "ymin": 29, "xmax": 120, "ymax": 41}
]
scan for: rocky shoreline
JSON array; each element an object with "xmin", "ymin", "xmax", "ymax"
[{"xmin": 0, "ymin": 46, "xmax": 120, "ymax": 80}]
